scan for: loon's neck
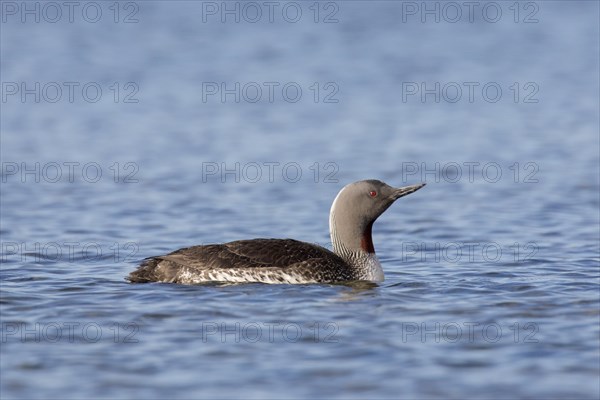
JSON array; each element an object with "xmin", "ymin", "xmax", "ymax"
[{"xmin": 328, "ymin": 196, "xmax": 383, "ymax": 281}]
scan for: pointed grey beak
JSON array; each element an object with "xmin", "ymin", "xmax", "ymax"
[{"xmin": 391, "ymin": 183, "xmax": 426, "ymax": 200}]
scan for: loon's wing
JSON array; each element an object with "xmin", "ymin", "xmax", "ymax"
[
  {"xmin": 173, "ymin": 238, "xmax": 336, "ymax": 267},
  {"xmin": 127, "ymin": 239, "xmax": 345, "ymax": 284}
]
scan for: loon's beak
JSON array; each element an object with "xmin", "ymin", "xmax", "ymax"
[{"xmin": 391, "ymin": 183, "xmax": 426, "ymax": 200}]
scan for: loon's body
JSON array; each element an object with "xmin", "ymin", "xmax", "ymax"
[{"xmin": 128, "ymin": 180, "xmax": 425, "ymax": 285}]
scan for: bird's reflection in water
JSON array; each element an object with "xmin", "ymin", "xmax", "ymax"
[{"xmin": 333, "ymin": 280, "xmax": 380, "ymax": 301}]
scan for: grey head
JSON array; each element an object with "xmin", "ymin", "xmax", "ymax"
[{"xmin": 328, "ymin": 180, "xmax": 425, "ymax": 265}]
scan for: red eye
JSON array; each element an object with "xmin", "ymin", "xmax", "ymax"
[{"xmin": 369, "ymin": 190, "xmax": 377, "ymax": 197}]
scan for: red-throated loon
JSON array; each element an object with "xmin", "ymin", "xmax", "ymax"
[{"xmin": 128, "ymin": 180, "xmax": 425, "ymax": 284}]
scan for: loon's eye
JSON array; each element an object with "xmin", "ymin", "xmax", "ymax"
[{"xmin": 369, "ymin": 190, "xmax": 377, "ymax": 197}]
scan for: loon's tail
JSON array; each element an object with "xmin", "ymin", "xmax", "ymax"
[{"xmin": 127, "ymin": 258, "xmax": 161, "ymax": 283}]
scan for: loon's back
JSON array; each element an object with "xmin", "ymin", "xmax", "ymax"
[{"xmin": 128, "ymin": 239, "xmax": 354, "ymax": 284}]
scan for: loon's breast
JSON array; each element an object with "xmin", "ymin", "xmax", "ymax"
[{"xmin": 127, "ymin": 239, "xmax": 359, "ymax": 284}]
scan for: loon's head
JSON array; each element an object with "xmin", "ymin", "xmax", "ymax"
[{"xmin": 329, "ymin": 180, "xmax": 425, "ymax": 255}]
